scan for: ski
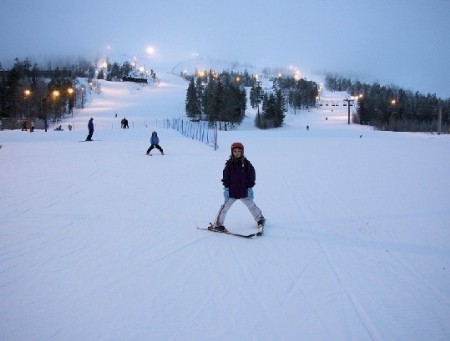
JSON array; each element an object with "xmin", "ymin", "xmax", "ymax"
[
  {"xmin": 78, "ymin": 140, "xmax": 102, "ymax": 142},
  {"xmin": 197, "ymin": 225, "xmax": 258, "ymax": 239}
]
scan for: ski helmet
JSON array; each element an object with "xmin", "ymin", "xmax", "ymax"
[{"xmin": 231, "ymin": 142, "xmax": 244, "ymax": 153}]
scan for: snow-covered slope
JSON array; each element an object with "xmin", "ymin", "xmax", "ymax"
[{"xmin": 1, "ymin": 74, "xmax": 449, "ymax": 340}]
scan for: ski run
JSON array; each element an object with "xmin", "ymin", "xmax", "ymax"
[{"xmin": 1, "ymin": 73, "xmax": 450, "ymax": 340}]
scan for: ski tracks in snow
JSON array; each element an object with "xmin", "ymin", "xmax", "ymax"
[
  {"xmin": 227, "ymin": 243, "xmax": 278, "ymax": 332},
  {"xmin": 278, "ymin": 164, "xmax": 450, "ymax": 339},
  {"xmin": 282, "ymin": 172, "xmax": 381, "ymax": 340},
  {"xmin": 385, "ymin": 249, "xmax": 450, "ymax": 306}
]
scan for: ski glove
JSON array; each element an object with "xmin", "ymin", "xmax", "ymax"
[
  {"xmin": 247, "ymin": 188, "xmax": 254, "ymax": 200},
  {"xmin": 224, "ymin": 188, "xmax": 230, "ymax": 201}
]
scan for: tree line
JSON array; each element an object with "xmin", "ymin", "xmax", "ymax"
[
  {"xmin": 0, "ymin": 57, "xmax": 145, "ymax": 128},
  {"xmin": 0, "ymin": 58, "xmax": 97, "ymax": 128},
  {"xmin": 186, "ymin": 71, "xmax": 318, "ymax": 130},
  {"xmin": 276, "ymin": 76, "xmax": 319, "ymax": 112},
  {"xmin": 250, "ymin": 75, "xmax": 318, "ymax": 129},
  {"xmin": 185, "ymin": 70, "xmax": 248, "ymax": 130},
  {"xmin": 103, "ymin": 61, "xmax": 134, "ymax": 81},
  {"xmin": 325, "ymin": 74, "xmax": 450, "ymax": 133}
]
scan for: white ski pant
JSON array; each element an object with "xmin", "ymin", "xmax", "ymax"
[{"xmin": 214, "ymin": 198, "xmax": 264, "ymax": 227}]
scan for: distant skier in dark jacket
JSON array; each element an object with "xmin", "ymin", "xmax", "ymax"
[
  {"xmin": 86, "ymin": 117, "xmax": 94, "ymax": 141},
  {"xmin": 146, "ymin": 131, "xmax": 164, "ymax": 155},
  {"xmin": 211, "ymin": 142, "xmax": 265, "ymax": 234}
]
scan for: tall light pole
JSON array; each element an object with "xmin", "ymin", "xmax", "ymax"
[
  {"xmin": 80, "ymin": 86, "xmax": 85, "ymax": 108},
  {"xmin": 67, "ymin": 88, "xmax": 74, "ymax": 117},
  {"xmin": 23, "ymin": 89, "xmax": 31, "ymax": 119},
  {"xmin": 52, "ymin": 90, "xmax": 60, "ymax": 122}
]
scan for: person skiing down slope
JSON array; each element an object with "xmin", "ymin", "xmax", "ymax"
[
  {"xmin": 211, "ymin": 142, "xmax": 265, "ymax": 234},
  {"xmin": 86, "ymin": 117, "xmax": 94, "ymax": 141},
  {"xmin": 146, "ymin": 131, "xmax": 164, "ymax": 155}
]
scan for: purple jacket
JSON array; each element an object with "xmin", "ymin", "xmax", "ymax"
[{"xmin": 222, "ymin": 158, "xmax": 256, "ymax": 199}]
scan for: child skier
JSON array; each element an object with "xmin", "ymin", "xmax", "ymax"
[
  {"xmin": 146, "ymin": 131, "xmax": 164, "ymax": 155},
  {"xmin": 211, "ymin": 142, "xmax": 265, "ymax": 235}
]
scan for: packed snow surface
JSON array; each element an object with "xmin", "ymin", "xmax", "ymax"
[{"xmin": 1, "ymin": 74, "xmax": 449, "ymax": 340}]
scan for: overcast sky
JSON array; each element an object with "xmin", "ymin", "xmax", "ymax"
[{"xmin": 1, "ymin": 0, "xmax": 449, "ymax": 97}]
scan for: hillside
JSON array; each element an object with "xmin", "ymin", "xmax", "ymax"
[{"xmin": 1, "ymin": 73, "xmax": 450, "ymax": 340}]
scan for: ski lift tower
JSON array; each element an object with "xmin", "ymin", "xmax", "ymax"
[{"xmin": 343, "ymin": 97, "xmax": 355, "ymax": 124}]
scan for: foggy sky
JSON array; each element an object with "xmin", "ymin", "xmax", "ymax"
[{"xmin": 1, "ymin": 0, "xmax": 449, "ymax": 97}]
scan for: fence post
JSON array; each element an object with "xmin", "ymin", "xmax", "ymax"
[{"xmin": 165, "ymin": 118, "xmax": 218, "ymax": 150}]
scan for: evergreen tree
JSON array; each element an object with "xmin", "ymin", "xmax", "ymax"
[
  {"xmin": 274, "ymin": 89, "xmax": 286, "ymax": 127},
  {"xmin": 222, "ymin": 83, "xmax": 245, "ymax": 127},
  {"xmin": 107, "ymin": 62, "xmax": 121, "ymax": 81},
  {"xmin": 250, "ymin": 81, "xmax": 264, "ymax": 109},
  {"xmin": 256, "ymin": 89, "xmax": 286, "ymax": 129},
  {"xmin": 185, "ymin": 78, "xmax": 201, "ymax": 120},
  {"xmin": 195, "ymin": 77, "xmax": 204, "ymax": 119}
]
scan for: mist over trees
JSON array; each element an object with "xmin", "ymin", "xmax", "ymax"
[
  {"xmin": 2, "ymin": 56, "xmax": 448, "ymax": 134},
  {"xmin": 325, "ymin": 74, "xmax": 450, "ymax": 133},
  {"xmin": 105, "ymin": 61, "xmax": 133, "ymax": 81},
  {"xmin": 0, "ymin": 58, "xmax": 83, "ymax": 128},
  {"xmin": 0, "ymin": 57, "xmax": 146, "ymax": 129},
  {"xmin": 185, "ymin": 70, "xmax": 319, "ymax": 129}
]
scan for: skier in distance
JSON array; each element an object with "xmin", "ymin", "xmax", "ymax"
[
  {"xmin": 146, "ymin": 131, "xmax": 164, "ymax": 155},
  {"xmin": 86, "ymin": 117, "xmax": 94, "ymax": 141}
]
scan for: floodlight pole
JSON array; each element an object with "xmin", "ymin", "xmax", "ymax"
[{"xmin": 343, "ymin": 98, "xmax": 354, "ymax": 124}]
